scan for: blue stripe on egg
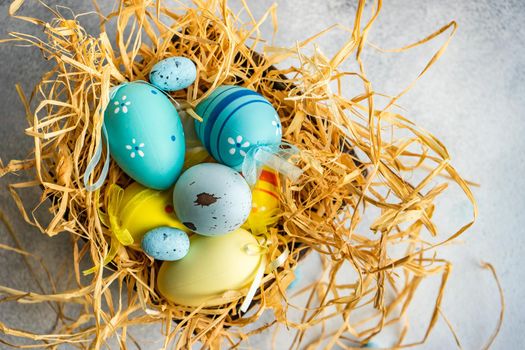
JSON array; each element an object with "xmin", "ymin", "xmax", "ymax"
[
  {"xmin": 215, "ymin": 99, "xmax": 271, "ymax": 163},
  {"xmin": 196, "ymin": 86, "xmax": 245, "ymax": 140},
  {"xmin": 203, "ymin": 88, "xmax": 261, "ymax": 152},
  {"xmin": 207, "ymin": 92, "xmax": 270, "ymax": 163},
  {"xmin": 201, "ymin": 86, "xmax": 237, "ymax": 117},
  {"xmin": 196, "ymin": 86, "xmax": 237, "ymax": 140}
]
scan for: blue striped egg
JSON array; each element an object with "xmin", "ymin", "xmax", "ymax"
[
  {"xmin": 104, "ymin": 82, "xmax": 185, "ymax": 190},
  {"xmin": 194, "ymin": 86, "xmax": 282, "ymax": 171}
]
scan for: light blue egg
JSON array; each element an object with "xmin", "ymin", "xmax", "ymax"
[
  {"xmin": 141, "ymin": 226, "xmax": 190, "ymax": 261},
  {"xmin": 149, "ymin": 57, "xmax": 197, "ymax": 92},
  {"xmin": 104, "ymin": 82, "xmax": 185, "ymax": 190},
  {"xmin": 194, "ymin": 86, "xmax": 282, "ymax": 171},
  {"xmin": 173, "ymin": 163, "xmax": 252, "ymax": 236}
]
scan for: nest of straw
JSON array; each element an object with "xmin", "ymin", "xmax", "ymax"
[{"xmin": 0, "ymin": 0, "xmax": 480, "ymax": 348}]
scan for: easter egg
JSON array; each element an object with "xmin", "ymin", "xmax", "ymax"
[
  {"xmin": 194, "ymin": 85, "xmax": 282, "ymax": 171},
  {"xmin": 243, "ymin": 167, "xmax": 280, "ymax": 233},
  {"xmin": 173, "ymin": 163, "xmax": 252, "ymax": 236},
  {"xmin": 120, "ymin": 182, "xmax": 188, "ymax": 243},
  {"xmin": 157, "ymin": 228, "xmax": 262, "ymax": 306},
  {"xmin": 104, "ymin": 82, "xmax": 185, "ymax": 190},
  {"xmin": 141, "ymin": 227, "xmax": 190, "ymax": 261},
  {"xmin": 149, "ymin": 57, "xmax": 197, "ymax": 92}
]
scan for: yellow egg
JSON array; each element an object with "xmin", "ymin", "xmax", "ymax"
[
  {"xmin": 243, "ymin": 167, "xmax": 280, "ymax": 233},
  {"xmin": 157, "ymin": 228, "xmax": 262, "ymax": 307},
  {"xmin": 120, "ymin": 182, "xmax": 188, "ymax": 242}
]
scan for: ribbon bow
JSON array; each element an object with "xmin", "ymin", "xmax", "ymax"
[
  {"xmin": 83, "ymin": 184, "xmax": 134, "ymax": 275},
  {"xmin": 104, "ymin": 184, "xmax": 134, "ymax": 246},
  {"xmin": 242, "ymin": 142, "xmax": 303, "ymax": 186},
  {"xmin": 240, "ymin": 237, "xmax": 290, "ymax": 313}
]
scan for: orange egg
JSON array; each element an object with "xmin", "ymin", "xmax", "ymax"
[
  {"xmin": 243, "ymin": 167, "xmax": 280, "ymax": 233},
  {"xmin": 157, "ymin": 228, "xmax": 262, "ymax": 307}
]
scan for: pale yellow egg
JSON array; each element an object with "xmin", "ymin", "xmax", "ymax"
[{"xmin": 157, "ymin": 228, "xmax": 262, "ymax": 307}]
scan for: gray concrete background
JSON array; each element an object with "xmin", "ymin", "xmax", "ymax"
[{"xmin": 0, "ymin": 0, "xmax": 524, "ymax": 349}]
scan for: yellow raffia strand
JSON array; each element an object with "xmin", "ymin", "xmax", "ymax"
[{"xmin": 0, "ymin": 0, "xmax": 504, "ymax": 349}]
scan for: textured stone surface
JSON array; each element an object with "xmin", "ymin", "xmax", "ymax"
[{"xmin": 1, "ymin": 0, "xmax": 523, "ymax": 348}]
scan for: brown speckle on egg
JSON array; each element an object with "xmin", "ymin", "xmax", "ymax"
[{"xmin": 194, "ymin": 192, "xmax": 220, "ymax": 207}]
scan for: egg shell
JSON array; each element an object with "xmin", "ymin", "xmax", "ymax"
[
  {"xmin": 242, "ymin": 167, "xmax": 280, "ymax": 231},
  {"xmin": 149, "ymin": 57, "xmax": 197, "ymax": 92},
  {"xmin": 157, "ymin": 228, "xmax": 262, "ymax": 306},
  {"xmin": 250, "ymin": 167, "xmax": 280, "ymax": 214},
  {"xmin": 141, "ymin": 227, "xmax": 190, "ymax": 261},
  {"xmin": 194, "ymin": 85, "xmax": 282, "ymax": 170},
  {"xmin": 104, "ymin": 82, "xmax": 185, "ymax": 190},
  {"xmin": 173, "ymin": 163, "xmax": 252, "ymax": 236},
  {"xmin": 120, "ymin": 182, "xmax": 188, "ymax": 243}
]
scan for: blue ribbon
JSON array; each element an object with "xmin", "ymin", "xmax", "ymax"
[
  {"xmin": 242, "ymin": 142, "xmax": 303, "ymax": 186},
  {"xmin": 82, "ymin": 83, "xmax": 131, "ymax": 192},
  {"xmin": 83, "ymin": 124, "xmax": 110, "ymax": 192},
  {"xmin": 83, "ymin": 82, "xmax": 132, "ymax": 192}
]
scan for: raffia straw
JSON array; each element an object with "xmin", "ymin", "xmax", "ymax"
[{"xmin": 0, "ymin": 0, "xmax": 503, "ymax": 349}]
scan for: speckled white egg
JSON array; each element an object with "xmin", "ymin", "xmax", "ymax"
[{"xmin": 173, "ymin": 163, "xmax": 252, "ymax": 236}]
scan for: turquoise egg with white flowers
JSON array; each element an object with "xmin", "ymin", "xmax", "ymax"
[
  {"xmin": 194, "ymin": 85, "xmax": 282, "ymax": 171},
  {"xmin": 104, "ymin": 82, "xmax": 185, "ymax": 190}
]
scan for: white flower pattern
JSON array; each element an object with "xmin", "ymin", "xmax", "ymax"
[
  {"xmin": 227, "ymin": 135, "xmax": 250, "ymax": 157},
  {"xmin": 272, "ymin": 114, "xmax": 282, "ymax": 136},
  {"xmin": 125, "ymin": 138, "xmax": 145, "ymax": 158},
  {"xmin": 114, "ymin": 95, "xmax": 131, "ymax": 114}
]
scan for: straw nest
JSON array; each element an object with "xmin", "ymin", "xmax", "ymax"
[{"xmin": 0, "ymin": 0, "xmax": 485, "ymax": 349}]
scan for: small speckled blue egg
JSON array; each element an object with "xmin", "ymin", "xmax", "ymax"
[
  {"xmin": 141, "ymin": 226, "xmax": 190, "ymax": 261},
  {"xmin": 173, "ymin": 163, "xmax": 252, "ymax": 236},
  {"xmin": 194, "ymin": 86, "xmax": 282, "ymax": 171},
  {"xmin": 104, "ymin": 82, "xmax": 185, "ymax": 190},
  {"xmin": 149, "ymin": 57, "xmax": 197, "ymax": 92}
]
